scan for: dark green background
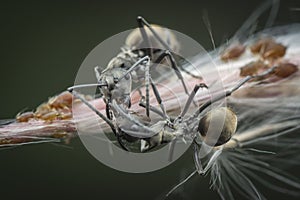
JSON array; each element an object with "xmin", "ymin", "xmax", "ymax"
[{"xmin": 0, "ymin": 1, "xmax": 299, "ymax": 200}]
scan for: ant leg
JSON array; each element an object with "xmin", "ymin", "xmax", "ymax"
[
  {"xmin": 106, "ymin": 102, "xmax": 112, "ymax": 120},
  {"xmin": 68, "ymin": 90, "xmax": 128, "ymax": 151},
  {"xmin": 139, "ymin": 101, "xmax": 165, "ymax": 118},
  {"xmin": 145, "ymin": 61, "xmax": 150, "ymax": 117},
  {"xmin": 137, "ymin": 16, "xmax": 203, "ymax": 80},
  {"xmin": 136, "ymin": 16, "xmax": 153, "ymax": 57},
  {"xmin": 137, "ymin": 16, "xmax": 170, "ymax": 50},
  {"xmin": 149, "ymin": 77, "xmax": 169, "ymax": 120},
  {"xmin": 176, "ymin": 83, "xmax": 208, "ymax": 120},
  {"xmin": 110, "ymin": 100, "xmax": 157, "ymax": 138},
  {"xmin": 69, "ymin": 90, "xmax": 114, "ymax": 130},
  {"xmin": 193, "ymin": 65, "xmax": 278, "ymax": 118},
  {"xmin": 178, "ymin": 63, "xmax": 203, "ymax": 79},
  {"xmin": 136, "ymin": 84, "xmax": 163, "ymax": 119},
  {"xmin": 153, "ymin": 50, "xmax": 190, "ymax": 97}
]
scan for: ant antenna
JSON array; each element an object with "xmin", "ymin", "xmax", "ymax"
[
  {"xmin": 68, "ymin": 56, "xmax": 149, "ymax": 93},
  {"xmin": 118, "ymin": 56, "xmax": 150, "ymax": 81},
  {"xmin": 67, "ymin": 83, "xmax": 108, "ymax": 92}
]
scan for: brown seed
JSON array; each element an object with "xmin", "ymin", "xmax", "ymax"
[
  {"xmin": 250, "ymin": 38, "xmax": 273, "ymax": 53},
  {"xmin": 16, "ymin": 111, "xmax": 34, "ymax": 122},
  {"xmin": 35, "ymin": 103, "xmax": 52, "ymax": 117},
  {"xmin": 58, "ymin": 112, "xmax": 72, "ymax": 120},
  {"xmin": 52, "ymin": 132, "xmax": 68, "ymax": 139},
  {"xmin": 221, "ymin": 43, "xmax": 245, "ymax": 61},
  {"xmin": 39, "ymin": 111, "xmax": 59, "ymax": 121},
  {"xmin": 240, "ymin": 60, "xmax": 268, "ymax": 76},
  {"xmin": 250, "ymin": 38, "xmax": 286, "ymax": 59},
  {"xmin": 49, "ymin": 91, "xmax": 73, "ymax": 109},
  {"xmin": 274, "ymin": 63, "xmax": 298, "ymax": 78}
]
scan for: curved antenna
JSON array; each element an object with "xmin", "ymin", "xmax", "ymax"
[
  {"xmin": 118, "ymin": 56, "xmax": 150, "ymax": 81},
  {"xmin": 67, "ymin": 83, "xmax": 108, "ymax": 92}
]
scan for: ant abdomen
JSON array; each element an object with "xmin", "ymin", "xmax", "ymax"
[
  {"xmin": 125, "ymin": 24, "xmax": 180, "ymax": 55},
  {"xmin": 198, "ymin": 107, "xmax": 237, "ymax": 147}
]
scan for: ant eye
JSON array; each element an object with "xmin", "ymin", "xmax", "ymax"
[
  {"xmin": 113, "ymin": 77, "xmax": 119, "ymax": 83},
  {"xmin": 198, "ymin": 107, "xmax": 237, "ymax": 146},
  {"xmin": 153, "ymin": 49, "xmax": 161, "ymax": 53}
]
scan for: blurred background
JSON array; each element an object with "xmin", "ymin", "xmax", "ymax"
[{"xmin": 0, "ymin": 0, "xmax": 300, "ymax": 199}]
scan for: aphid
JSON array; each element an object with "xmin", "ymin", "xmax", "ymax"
[
  {"xmin": 240, "ymin": 59, "xmax": 298, "ymax": 82},
  {"xmin": 274, "ymin": 62, "xmax": 298, "ymax": 78},
  {"xmin": 16, "ymin": 111, "xmax": 34, "ymax": 122},
  {"xmin": 250, "ymin": 37, "xmax": 286, "ymax": 59},
  {"xmin": 239, "ymin": 35, "xmax": 297, "ymax": 83},
  {"xmin": 39, "ymin": 110, "xmax": 59, "ymax": 121},
  {"xmin": 219, "ymin": 0, "xmax": 281, "ymax": 63},
  {"xmin": 220, "ymin": 42, "xmax": 246, "ymax": 61},
  {"xmin": 16, "ymin": 92, "xmax": 73, "ymax": 122},
  {"xmin": 240, "ymin": 60, "xmax": 268, "ymax": 76},
  {"xmin": 48, "ymin": 91, "xmax": 73, "ymax": 109},
  {"xmin": 68, "ymin": 16, "xmax": 193, "ymax": 120}
]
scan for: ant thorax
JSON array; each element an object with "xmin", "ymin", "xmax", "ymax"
[
  {"xmin": 107, "ymin": 49, "xmax": 138, "ymax": 70},
  {"xmin": 106, "ymin": 46, "xmax": 148, "ymax": 82}
]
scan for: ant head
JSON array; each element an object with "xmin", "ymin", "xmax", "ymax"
[
  {"xmin": 98, "ymin": 75, "xmax": 116, "ymax": 91},
  {"xmin": 107, "ymin": 55, "xmax": 135, "ymax": 70},
  {"xmin": 96, "ymin": 67, "xmax": 132, "ymax": 99}
]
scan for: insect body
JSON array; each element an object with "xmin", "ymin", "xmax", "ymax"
[
  {"xmin": 69, "ymin": 16, "xmax": 191, "ymax": 119},
  {"xmin": 68, "ymin": 16, "xmax": 283, "ymax": 153},
  {"xmin": 198, "ymin": 107, "xmax": 237, "ymax": 146},
  {"xmin": 93, "ymin": 56, "xmax": 149, "ymax": 119},
  {"xmin": 68, "ymin": 16, "xmax": 195, "ymax": 150},
  {"xmin": 125, "ymin": 23, "xmax": 180, "ymax": 62},
  {"xmin": 71, "ymin": 63, "xmax": 278, "ymax": 152},
  {"xmin": 97, "ymin": 67, "xmax": 132, "ymax": 107}
]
